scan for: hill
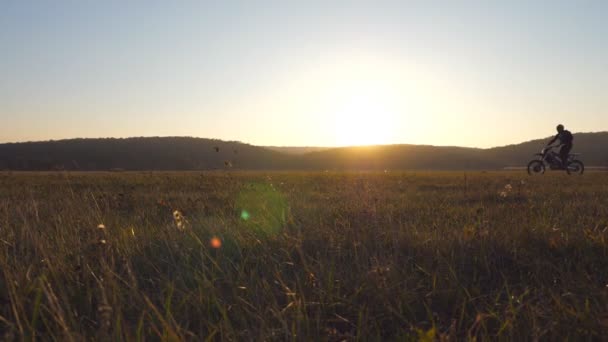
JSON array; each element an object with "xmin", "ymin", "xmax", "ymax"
[
  {"xmin": 0, "ymin": 137, "xmax": 297, "ymax": 170},
  {"xmin": 298, "ymin": 144, "xmax": 498, "ymax": 170},
  {"xmin": 263, "ymin": 146, "xmax": 330, "ymax": 155},
  {"xmin": 301, "ymin": 132, "xmax": 608, "ymax": 170},
  {"xmin": 0, "ymin": 132, "xmax": 606, "ymax": 170},
  {"xmin": 483, "ymin": 131, "xmax": 608, "ymax": 167}
]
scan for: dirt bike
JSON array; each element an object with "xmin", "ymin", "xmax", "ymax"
[{"xmin": 527, "ymin": 145, "xmax": 584, "ymax": 175}]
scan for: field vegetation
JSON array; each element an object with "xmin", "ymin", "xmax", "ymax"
[{"xmin": 0, "ymin": 171, "xmax": 607, "ymax": 340}]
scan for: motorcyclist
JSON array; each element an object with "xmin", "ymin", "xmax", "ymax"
[{"xmin": 546, "ymin": 124, "xmax": 573, "ymax": 168}]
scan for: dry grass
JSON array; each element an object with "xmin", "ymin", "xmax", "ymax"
[{"xmin": 0, "ymin": 171, "xmax": 607, "ymax": 340}]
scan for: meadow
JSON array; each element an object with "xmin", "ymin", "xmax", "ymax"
[{"xmin": 0, "ymin": 171, "xmax": 607, "ymax": 340}]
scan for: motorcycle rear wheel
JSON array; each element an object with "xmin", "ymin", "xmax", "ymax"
[{"xmin": 566, "ymin": 160, "xmax": 584, "ymax": 175}]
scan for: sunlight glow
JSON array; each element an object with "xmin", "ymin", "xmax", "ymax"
[
  {"xmin": 242, "ymin": 53, "xmax": 444, "ymax": 147},
  {"xmin": 314, "ymin": 60, "xmax": 405, "ymax": 146},
  {"xmin": 331, "ymin": 83, "xmax": 399, "ymax": 146}
]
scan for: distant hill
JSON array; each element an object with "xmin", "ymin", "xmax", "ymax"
[
  {"xmin": 0, "ymin": 133, "xmax": 606, "ymax": 171},
  {"xmin": 297, "ymin": 144, "xmax": 498, "ymax": 170},
  {"xmin": 0, "ymin": 137, "xmax": 297, "ymax": 170},
  {"xmin": 300, "ymin": 132, "xmax": 608, "ymax": 170},
  {"xmin": 263, "ymin": 146, "xmax": 330, "ymax": 155}
]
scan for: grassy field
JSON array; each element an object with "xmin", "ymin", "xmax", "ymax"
[{"xmin": 0, "ymin": 171, "xmax": 607, "ymax": 340}]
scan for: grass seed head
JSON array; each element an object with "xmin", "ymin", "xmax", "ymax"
[{"xmin": 173, "ymin": 210, "xmax": 188, "ymax": 230}]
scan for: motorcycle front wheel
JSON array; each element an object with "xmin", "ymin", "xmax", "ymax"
[
  {"xmin": 527, "ymin": 160, "xmax": 545, "ymax": 175},
  {"xmin": 566, "ymin": 160, "xmax": 584, "ymax": 175}
]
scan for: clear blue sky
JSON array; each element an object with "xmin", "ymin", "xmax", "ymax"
[{"xmin": 1, "ymin": 1, "xmax": 607, "ymax": 147}]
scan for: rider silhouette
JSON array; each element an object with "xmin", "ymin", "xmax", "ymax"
[{"xmin": 546, "ymin": 124, "xmax": 573, "ymax": 168}]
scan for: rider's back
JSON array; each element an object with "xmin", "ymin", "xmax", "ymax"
[{"xmin": 559, "ymin": 130, "xmax": 573, "ymax": 144}]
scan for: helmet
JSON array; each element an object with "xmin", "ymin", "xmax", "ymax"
[{"xmin": 556, "ymin": 124, "xmax": 564, "ymax": 132}]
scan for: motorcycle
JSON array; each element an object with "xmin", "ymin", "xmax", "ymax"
[{"xmin": 527, "ymin": 145, "xmax": 584, "ymax": 175}]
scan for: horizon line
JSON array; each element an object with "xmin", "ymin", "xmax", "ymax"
[{"xmin": 1, "ymin": 130, "xmax": 607, "ymax": 150}]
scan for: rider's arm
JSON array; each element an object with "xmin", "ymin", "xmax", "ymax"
[{"xmin": 547, "ymin": 134, "xmax": 558, "ymax": 146}]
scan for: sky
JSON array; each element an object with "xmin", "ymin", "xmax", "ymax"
[{"xmin": 1, "ymin": 1, "xmax": 607, "ymax": 148}]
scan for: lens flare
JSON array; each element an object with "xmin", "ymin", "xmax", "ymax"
[
  {"xmin": 210, "ymin": 237, "xmax": 222, "ymax": 249},
  {"xmin": 236, "ymin": 182, "xmax": 287, "ymax": 237}
]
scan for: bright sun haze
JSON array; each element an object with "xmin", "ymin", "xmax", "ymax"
[{"xmin": 1, "ymin": 1, "xmax": 607, "ymax": 147}]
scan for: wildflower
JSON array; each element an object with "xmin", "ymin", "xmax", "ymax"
[
  {"xmin": 307, "ymin": 272, "xmax": 318, "ymax": 288},
  {"xmin": 499, "ymin": 183, "xmax": 513, "ymax": 198},
  {"xmin": 97, "ymin": 304, "xmax": 113, "ymax": 330},
  {"xmin": 173, "ymin": 210, "xmax": 188, "ymax": 230}
]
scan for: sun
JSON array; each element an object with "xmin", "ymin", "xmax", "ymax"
[
  {"xmin": 332, "ymin": 95, "xmax": 394, "ymax": 146},
  {"xmin": 329, "ymin": 80, "xmax": 399, "ymax": 146},
  {"xmin": 291, "ymin": 55, "xmax": 415, "ymax": 147}
]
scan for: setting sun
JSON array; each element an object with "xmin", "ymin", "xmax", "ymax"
[
  {"xmin": 308, "ymin": 59, "xmax": 403, "ymax": 146},
  {"xmin": 332, "ymin": 87, "xmax": 398, "ymax": 146}
]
